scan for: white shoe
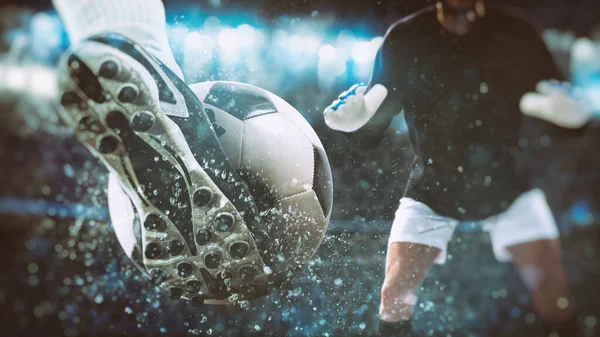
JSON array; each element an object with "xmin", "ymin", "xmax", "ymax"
[{"xmin": 56, "ymin": 33, "xmax": 270, "ymax": 304}]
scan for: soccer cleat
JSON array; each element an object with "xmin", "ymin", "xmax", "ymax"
[{"xmin": 56, "ymin": 33, "xmax": 270, "ymax": 304}]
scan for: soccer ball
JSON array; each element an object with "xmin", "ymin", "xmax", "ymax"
[{"xmin": 108, "ymin": 81, "xmax": 333, "ymax": 302}]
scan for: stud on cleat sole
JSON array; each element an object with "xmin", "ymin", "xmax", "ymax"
[
  {"xmin": 145, "ymin": 242, "xmax": 162, "ymax": 259},
  {"xmin": 193, "ymin": 188, "xmax": 213, "ymax": 207},
  {"xmin": 103, "ymin": 108, "xmax": 199, "ymax": 254},
  {"xmin": 214, "ymin": 213, "xmax": 235, "ymax": 232},
  {"xmin": 98, "ymin": 135, "xmax": 119, "ymax": 153},
  {"xmin": 195, "ymin": 230, "xmax": 213, "ymax": 246},
  {"xmin": 168, "ymin": 287, "xmax": 184, "ymax": 300},
  {"xmin": 229, "ymin": 242, "xmax": 250, "ymax": 260},
  {"xmin": 57, "ymin": 36, "xmax": 271, "ymax": 304},
  {"xmin": 105, "ymin": 110, "xmax": 127, "ymax": 130},
  {"xmin": 204, "ymin": 253, "xmax": 222, "ymax": 269},
  {"xmin": 131, "ymin": 111, "xmax": 155, "ymax": 132},
  {"xmin": 78, "ymin": 116, "xmax": 103, "ymax": 133},
  {"xmin": 61, "ymin": 91, "xmax": 82, "ymax": 106},
  {"xmin": 68, "ymin": 54, "xmax": 106, "ymax": 103},
  {"xmin": 185, "ymin": 281, "xmax": 202, "ymax": 293},
  {"xmin": 177, "ymin": 262, "xmax": 194, "ymax": 278},
  {"xmin": 118, "ymin": 84, "xmax": 139, "ymax": 103},
  {"xmin": 143, "ymin": 214, "xmax": 166, "ymax": 231},
  {"xmin": 167, "ymin": 240, "xmax": 185, "ymax": 256},
  {"xmin": 99, "ymin": 60, "xmax": 119, "ymax": 79}
]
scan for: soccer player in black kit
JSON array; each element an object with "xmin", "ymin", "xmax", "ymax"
[{"xmin": 325, "ymin": 0, "xmax": 582, "ymax": 336}]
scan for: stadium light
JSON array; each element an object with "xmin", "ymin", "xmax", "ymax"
[
  {"xmin": 272, "ymin": 29, "xmax": 289, "ymax": 49},
  {"xmin": 5, "ymin": 67, "xmax": 28, "ymax": 91},
  {"xmin": 169, "ymin": 24, "xmax": 190, "ymax": 47},
  {"xmin": 209, "ymin": 0, "xmax": 222, "ymax": 7},
  {"xmin": 183, "ymin": 32, "xmax": 215, "ymax": 82},
  {"xmin": 351, "ymin": 41, "xmax": 373, "ymax": 64},
  {"xmin": 30, "ymin": 13, "xmax": 62, "ymax": 59},
  {"xmin": 204, "ymin": 16, "xmax": 222, "ymax": 30},
  {"xmin": 287, "ymin": 34, "xmax": 322, "ymax": 56},
  {"xmin": 254, "ymin": 30, "xmax": 266, "ymax": 48},
  {"xmin": 371, "ymin": 36, "xmax": 384, "ymax": 49},
  {"xmin": 184, "ymin": 31, "xmax": 203, "ymax": 49},
  {"xmin": 318, "ymin": 43, "xmax": 347, "ymax": 79},
  {"xmin": 237, "ymin": 24, "xmax": 257, "ymax": 49},
  {"xmin": 337, "ymin": 29, "xmax": 356, "ymax": 45},
  {"xmin": 289, "ymin": 34, "xmax": 305, "ymax": 55},
  {"xmin": 1, "ymin": 64, "xmax": 58, "ymax": 100},
  {"xmin": 571, "ymin": 38, "xmax": 600, "ymax": 85},
  {"xmin": 217, "ymin": 28, "xmax": 239, "ymax": 54},
  {"xmin": 30, "ymin": 66, "xmax": 58, "ymax": 99},
  {"xmin": 31, "ymin": 13, "xmax": 55, "ymax": 33},
  {"xmin": 304, "ymin": 36, "xmax": 322, "ymax": 55},
  {"xmin": 318, "ymin": 45, "xmax": 337, "ymax": 63},
  {"xmin": 184, "ymin": 32, "xmax": 215, "ymax": 60},
  {"xmin": 572, "ymin": 38, "xmax": 596, "ymax": 61},
  {"xmin": 583, "ymin": 83, "xmax": 600, "ymax": 111}
]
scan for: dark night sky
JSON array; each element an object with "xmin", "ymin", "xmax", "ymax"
[{"xmin": 3, "ymin": 0, "xmax": 600, "ymax": 35}]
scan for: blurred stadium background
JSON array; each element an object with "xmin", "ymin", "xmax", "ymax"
[{"xmin": 1, "ymin": 1, "xmax": 599, "ymax": 336}]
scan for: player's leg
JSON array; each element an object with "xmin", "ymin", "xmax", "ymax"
[
  {"xmin": 487, "ymin": 189, "xmax": 577, "ymax": 335},
  {"xmin": 380, "ymin": 243, "xmax": 441, "ymax": 322},
  {"xmin": 52, "ymin": 0, "xmax": 270, "ymax": 303},
  {"xmin": 506, "ymin": 239, "xmax": 573, "ymax": 321},
  {"xmin": 379, "ymin": 198, "xmax": 458, "ymax": 336}
]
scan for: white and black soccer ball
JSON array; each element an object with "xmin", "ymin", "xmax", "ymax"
[{"xmin": 108, "ymin": 81, "xmax": 333, "ymax": 300}]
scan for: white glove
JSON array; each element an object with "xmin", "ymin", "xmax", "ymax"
[
  {"xmin": 520, "ymin": 80, "xmax": 593, "ymax": 129},
  {"xmin": 323, "ymin": 83, "xmax": 388, "ymax": 132}
]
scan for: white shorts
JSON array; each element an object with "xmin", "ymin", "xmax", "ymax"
[{"xmin": 388, "ymin": 189, "xmax": 559, "ymax": 263}]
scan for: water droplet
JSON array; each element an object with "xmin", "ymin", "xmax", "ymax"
[
  {"xmin": 480, "ymin": 82, "xmax": 489, "ymax": 94},
  {"xmin": 63, "ymin": 164, "xmax": 75, "ymax": 178},
  {"xmin": 556, "ymin": 297, "xmax": 569, "ymax": 309},
  {"xmin": 27, "ymin": 263, "xmax": 39, "ymax": 274},
  {"xmin": 585, "ymin": 316, "xmax": 597, "ymax": 328},
  {"xmin": 94, "ymin": 294, "xmax": 104, "ymax": 304},
  {"xmin": 525, "ymin": 313, "xmax": 537, "ymax": 324}
]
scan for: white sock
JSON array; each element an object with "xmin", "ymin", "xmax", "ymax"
[{"xmin": 52, "ymin": 0, "xmax": 184, "ymax": 79}]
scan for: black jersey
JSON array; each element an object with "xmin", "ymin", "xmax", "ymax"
[{"xmin": 353, "ymin": 5, "xmax": 565, "ymax": 221}]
